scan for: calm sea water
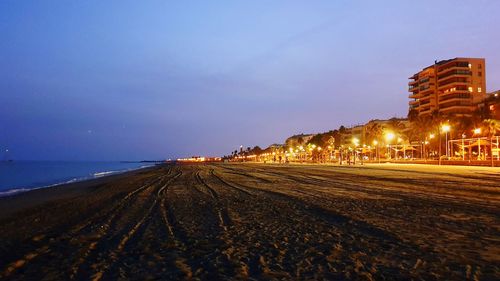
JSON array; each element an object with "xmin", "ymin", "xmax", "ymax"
[{"xmin": 0, "ymin": 161, "xmax": 153, "ymax": 196}]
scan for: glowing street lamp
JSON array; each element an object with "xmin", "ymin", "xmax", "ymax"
[
  {"xmin": 372, "ymin": 140, "xmax": 380, "ymax": 163},
  {"xmin": 351, "ymin": 138, "xmax": 360, "ymax": 164},
  {"xmin": 385, "ymin": 132, "xmax": 395, "ymax": 159},
  {"xmin": 441, "ymin": 124, "xmax": 451, "ymax": 158},
  {"xmin": 385, "ymin": 132, "xmax": 395, "ymax": 142},
  {"xmin": 441, "ymin": 124, "xmax": 451, "ymax": 133},
  {"xmin": 473, "ymin": 128, "xmax": 482, "ymax": 160}
]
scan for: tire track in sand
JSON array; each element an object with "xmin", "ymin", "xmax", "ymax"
[
  {"xmin": 89, "ymin": 171, "xmax": 182, "ymax": 281},
  {"xmin": 195, "ymin": 170, "xmax": 232, "ymax": 230},
  {"xmin": 0, "ymin": 170, "xmax": 169, "ymax": 280}
]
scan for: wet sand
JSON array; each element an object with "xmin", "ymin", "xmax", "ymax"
[{"xmin": 0, "ymin": 163, "xmax": 499, "ymax": 280}]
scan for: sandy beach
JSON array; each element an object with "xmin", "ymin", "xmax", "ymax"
[{"xmin": 0, "ymin": 163, "xmax": 499, "ymax": 280}]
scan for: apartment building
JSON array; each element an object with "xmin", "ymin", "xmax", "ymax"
[
  {"xmin": 409, "ymin": 58, "xmax": 486, "ymax": 117},
  {"xmin": 478, "ymin": 90, "xmax": 500, "ymax": 119}
]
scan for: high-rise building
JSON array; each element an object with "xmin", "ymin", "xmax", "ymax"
[{"xmin": 408, "ymin": 58, "xmax": 486, "ymax": 117}]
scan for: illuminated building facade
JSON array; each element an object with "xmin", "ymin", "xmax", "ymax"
[{"xmin": 409, "ymin": 58, "xmax": 486, "ymax": 117}]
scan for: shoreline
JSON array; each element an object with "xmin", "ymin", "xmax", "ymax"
[
  {"xmin": 0, "ymin": 163, "xmax": 158, "ymax": 198},
  {"xmin": 0, "ymin": 164, "xmax": 163, "ymax": 220}
]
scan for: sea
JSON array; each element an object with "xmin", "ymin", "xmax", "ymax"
[{"xmin": 0, "ymin": 161, "xmax": 154, "ymax": 197}]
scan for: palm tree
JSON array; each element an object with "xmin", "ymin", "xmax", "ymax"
[
  {"xmin": 388, "ymin": 118, "xmax": 406, "ymax": 134},
  {"xmin": 483, "ymin": 119, "xmax": 500, "ymax": 167},
  {"xmin": 406, "ymin": 116, "xmax": 432, "ymax": 159},
  {"xmin": 365, "ymin": 123, "xmax": 384, "ymax": 144},
  {"xmin": 429, "ymin": 110, "xmax": 448, "ymax": 164},
  {"xmin": 452, "ymin": 116, "xmax": 473, "ymax": 138},
  {"xmin": 407, "ymin": 108, "xmax": 419, "ymax": 122}
]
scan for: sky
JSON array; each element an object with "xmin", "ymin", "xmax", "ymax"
[{"xmin": 1, "ymin": 1, "xmax": 500, "ymax": 161}]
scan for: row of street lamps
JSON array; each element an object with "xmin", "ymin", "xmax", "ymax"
[{"xmin": 237, "ymin": 124, "xmax": 492, "ymax": 164}]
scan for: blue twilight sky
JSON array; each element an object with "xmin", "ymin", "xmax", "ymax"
[{"xmin": 1, "ymin": 1, "xmax": 500, "ymax": 160}]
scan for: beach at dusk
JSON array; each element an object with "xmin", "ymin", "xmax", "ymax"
[
  {"xmin": 1, "ymin": 163, "xmax": 499, "ymax": 280},
  {"xmin": 1, "ymin": 1, "xmax": 500, "ymax": 280}
]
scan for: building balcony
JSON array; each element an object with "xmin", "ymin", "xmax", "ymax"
[
  {"xmin": 437, "ymin": 71, "xmax": 471, "ymax": 82},
  {"xmin": 408, "ymin": 92, "xmax": 421, "ymax": 99},
  {"xmin": 437, "ymin": 81, "xmax": 469, "ymax": 90},
  {"xmin": 418, "ymin": 77, "xmax": 432, "ymax": 84},
  {"xmin": 439, "ymin": 97, "xmax": 472, "ymax": 105},
  {"xmin": 437, "ymin": 65, "xmax": 470, "ymax": 75},
  {"xmin": 420, "ymin": 99, "xmax": 431, "ymax": 106},
  {"xmin": 409, "ymin": 99, "xmax": 419, "ymax": 105},
  {"xmin": 419, "ymin": 87, "xmax": 434, "ymax": 94},
  {"xmin": 408, "ymin": 80, "xmax": 418, "ymax": 86},
  {"xmin": 419, "ymin": 107, "xmax": 432, "ymax": 115},
  {"xmin": 437, "ymin": 61, "xmax": 470, "ymax": 72},
  {"xmin": 439, "ymin": 105, "xmax": 474, "ymax": 113},
  {"xmin": 419, "ymin": 94, "xmax": 433, "ymax": 101},
  {"xmin": 439, "ymin": 90, "xmax": 470, "ymax": 98}
]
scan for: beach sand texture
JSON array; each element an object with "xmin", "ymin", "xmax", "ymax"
[{"xmin": 0, "ymin": 163, "xmax": 499, "ymax": 280}]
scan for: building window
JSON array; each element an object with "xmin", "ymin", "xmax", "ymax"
[
  {"xmin": 468, "ymin": 86, "xmax": 473, "ymax": 92},
  {"xmin": 468, "ymin": 63, "xmax": 472, "ymax": 68},
  {"xmin": 478, "ymin": 64, "xmax": 482, "ymax": 69},
  {"xmin": 478, "ymin": 71, "xmax": 482, "ymax": 76},
  {"xmin": 478, "ymin": 87, "xmax": 482, "ymax": 93}
]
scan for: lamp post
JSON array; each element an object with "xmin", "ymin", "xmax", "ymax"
[
  {"xmin": 385, "ymin": 132, "xmax": 395, "ymax": 160},
  {"xmin": 461, "ymin": 133, "xmax": 466, "ymax": 161},
  {"xmin": 373, "ymin": 140, "xmax": 379, "ymax": 163},
  {"xmin": 423, "ymin": 140, "xmax": 429, "ymax": 162},
  {"xmin": 438, "ymin": 127, "xmax": 442, "ymax": 165},
  {"xmin": 441, "ymin": 124, "xmax": 451, "ymax": 159},
  {"xmin": 473, "ymin": 128, "xmax": 481, "ymax": 160},
  {"xmin": 397, "ymin": 137, "xmax": 403, "ymax": 160},
  {"xmin": 428, "ymin": 133, "xmax": 435, "ymax": 161},
  {"xmin": 352, "ymin": 137, "xmax": 359, "ymax": 165}
]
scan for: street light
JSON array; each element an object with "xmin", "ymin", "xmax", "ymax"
[
  {"xmin": 473, "ymin": 128, "xmax": 482, "ymax": 160},
  {"xmin": 441, "ymin": 124, "xmax": 451, "ymax": 159},
  {"xmin": 385, "ymin": 132, "xmax": 395, "ymax": 159},
  {"xmin": 373, "ymin": 140, "xmax": 380, "ymax": 163},
  {"xmin": 385, "ymin": 132, "xmax": 395, "ymax": 142},
  {"xmin": 352, "ymin": 137, "xmax": 359, "ymax": 164}
]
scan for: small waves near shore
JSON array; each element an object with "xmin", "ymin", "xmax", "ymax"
[{"xmin": 0, "ymin": 161, "xmax": 154, "ymax": 197}]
